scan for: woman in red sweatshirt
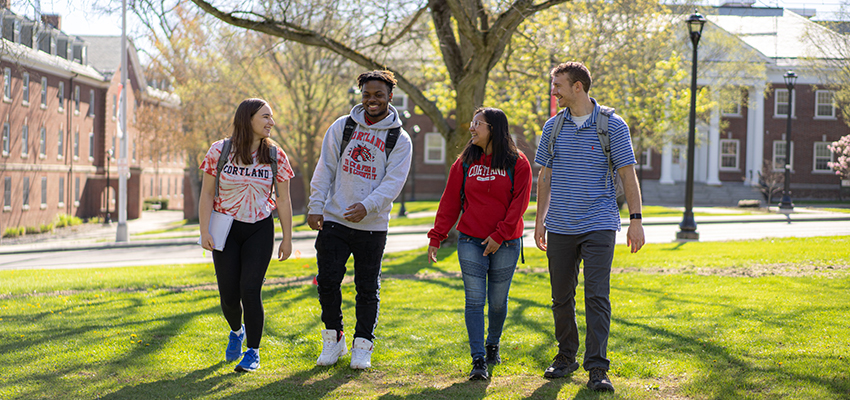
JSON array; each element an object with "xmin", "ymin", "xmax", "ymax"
[{"xmin": 427, "ymin": 107, "xmax": 532, "ymax": 380}]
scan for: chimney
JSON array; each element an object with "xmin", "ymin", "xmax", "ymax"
[{"xmin": 41, "ymin": 14, "xmax": 60, "ymax": 30}]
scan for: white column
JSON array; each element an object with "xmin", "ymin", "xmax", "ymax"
[
  {"xmin": 744, "ymin": 85, "xmax": 757, "ymax": 185},
  {"xmin": 751, "ymin": 82, "xmax": 766, "ymax": 186},
  {"xmin": 660, "ymin": 142, "xmax": 675, "ymax": 184},
  {"xmin": 706, "ymin": 106, "xmax": 721, "ymax": 185}
]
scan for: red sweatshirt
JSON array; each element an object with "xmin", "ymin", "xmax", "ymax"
[{"xmin": 428, "ymin": 152, "xmax": 532, "ymax": 248}]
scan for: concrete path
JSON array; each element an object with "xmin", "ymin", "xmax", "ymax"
[{"xmin": 1, "ymin": 208, "xmax": 849, "ymax": 270}]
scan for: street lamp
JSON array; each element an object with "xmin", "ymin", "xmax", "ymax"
[
  {"xmin": 778, "ymin": 70, "xmax": 798, "ymax": 215},
  {"xmin": 410, "ymin": 125, "xmax": 420, "ymax": 201},
  {"xmin": 676, "ymin": 10, "xmax": 706, "ymax": 241},
  {"xmin": 105, "ymin": 148, "xmax": 113, "ymax": 224},
  {"xmin": 348, "ymin": 86, "xmax": 360, "ymax": 107},
  {"xmin": 398, "ymin": 110, "xmax": 412, "ymax": 217}
]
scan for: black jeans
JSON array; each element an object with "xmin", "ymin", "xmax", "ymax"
[
  {"xmin": 212, "ymin": 215, "xmax": 274, "ymax": 349},
  {"xmin": 546, "ymin": 230, "xmax": 616, "ymax": 371},
  {"xmin": 315, "ymin": 221, "xmax": 387, "ymax": 341}
]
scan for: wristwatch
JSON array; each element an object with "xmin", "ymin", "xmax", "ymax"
[{"xmin": 629, "ymin": 213, "xmax": 642, "ymax": 220}]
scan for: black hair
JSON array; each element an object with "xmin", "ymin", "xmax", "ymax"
[
  {"xmin": 357, "ymin": 70, "xmax": 397, "ymax": 93},
  {"xmin": 460, "ymin": 107, "xmax": 519, "ymax": 171}
]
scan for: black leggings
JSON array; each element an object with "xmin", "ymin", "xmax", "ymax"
[{"xmin": 212, "ymin": 215, "xmax": 274, "ymax": 349}]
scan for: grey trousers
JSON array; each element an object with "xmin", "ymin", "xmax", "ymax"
[{"xmin": 546, "ymin": 230, "xmax": 616, "ymax": 371}]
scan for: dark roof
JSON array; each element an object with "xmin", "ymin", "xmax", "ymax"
[{"xmin": 78, "ymin": 35, "xmax": 123, "ymax": 73}]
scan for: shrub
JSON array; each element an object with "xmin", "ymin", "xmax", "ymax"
[
  {"xmin": 54, "ymin": 213, "xmax": 82, "ymax": 228},
  {"xmin": 39, "ymin": 223, "xmax": 54, "ymax": 233},
  {"xmin": 143, "ymin": 198, "xmax": 169, "ymax": 210},
  {"xmin": 2, "ymin": 226, "xmax": 24, "ymax": 238},
  {"xmin": 25, "ymin": 226, "xmax": 39, "ymax": 235}
]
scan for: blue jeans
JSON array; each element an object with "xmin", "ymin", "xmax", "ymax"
[{"xmin": 457, "ymin": 233, "xmax": 521, "ymax": 360}]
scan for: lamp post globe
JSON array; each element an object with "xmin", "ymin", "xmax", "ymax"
[
  {"xmin": 677, "ymin": 10, "xmax": 706, "ymax": 241},
  {"xmin": 778, "ymin": 70, "xmax": 797, "ymax": 214}
]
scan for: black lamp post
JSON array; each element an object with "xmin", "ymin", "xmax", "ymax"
[
  {"xmin": 105, "ymin": 148, "xmax": 113, "ymax": 224},
  {"xmin": 348, "ymin": 86, "xmax": 360, "ymax": 107},
  {"xmin": 398, "ymin": 110, "xmax": 411, "ymax": 217},
  {"xmin": 676, "ymin": 10, "xmax": 706, "ymax": 241},
  {"xmin": 778, "ymin": 70, "xmax": 797, "ymax": 214},
  {"xmin": 410, "ymin": 125, "xmax": 420, "ymax": 201}
]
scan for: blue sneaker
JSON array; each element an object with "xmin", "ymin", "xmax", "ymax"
[
  {"xmin": 225, "ymin": 325, "xmax": 245, "ymax": 362},
  {"xmin": 235, "ymin": 348, "xmax": 259, "ymax": 372}
]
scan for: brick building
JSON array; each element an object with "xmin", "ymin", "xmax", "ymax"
[{"xmin": 0, "ymin": 7, "xmax": 182, "ymax": 234}]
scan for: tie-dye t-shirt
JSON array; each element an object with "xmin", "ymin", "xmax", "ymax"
[{"xmin": 200, "ymin": 139, "xmax": 295, "ymax": 223}]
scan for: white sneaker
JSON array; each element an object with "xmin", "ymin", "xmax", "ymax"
[
  {"xmin": 316, "ymin": 329, "xmax": 347, "ymax": 366},
  {"xmin": 350, "ymin": 337, "xmax": 373, "ymax": 369}
]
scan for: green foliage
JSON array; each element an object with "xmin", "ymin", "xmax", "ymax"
[
  {"xmin": 53, "ymin": 214, "xmax": 82, "ymax": 228},
  {"xmin": 38, "ymin": 223, "xmax": 53, "ymax": 233},
  {"xmin": 2, "ymin": 226, "xmax": 25, "ymax": 238},
  {"xmin": 143, "ymin": 198, "xmax": 169, "ymax": 210},
  {"xmin": 24, "ymin": 226, "xmax": 39, "ymax": 235}
]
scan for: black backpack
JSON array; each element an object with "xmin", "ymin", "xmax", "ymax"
[{"xmin": 338, "ymin": 116, "xmax": 401, "ymax": 158}]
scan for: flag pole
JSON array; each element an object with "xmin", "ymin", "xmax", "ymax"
[{"xmin": 116, "ymin": 0, "xmax": 129, "ymax": 242}]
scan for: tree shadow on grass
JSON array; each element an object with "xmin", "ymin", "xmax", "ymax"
[
  {"xmin": 96, "ymin": 363, "xmax": 232, "ymax": 400},
  {"xmin": 376, "ymin": 379, "xmax": 490, "ymax": 400}
]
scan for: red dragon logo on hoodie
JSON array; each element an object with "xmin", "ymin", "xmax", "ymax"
[{"xmin": 350, "ymin": 145, "xmax": 374, "ymax": 162}]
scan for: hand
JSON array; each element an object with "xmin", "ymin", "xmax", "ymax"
[
  {"xmin": 427, "ymin": 245, "xmax": 439, "ymax": 264},
  {"xmin": 278, "ymin": 240, "xmax": 292, "ymax": 261},
  {"xmin": 626, "ymin": 220, "xmax": 645, "ymax": 253},
  {"xmin": 343, "ymin": 203, "xmax": 367, "ymax": 222},
  {"xmin": 307, "ymin": 214, "xmax": 324, "ymax": 230},
  {"xmin": 200, "ymin": 232, "xmax": 215, "ymax": 251},
  {"xmin": 481, "ymin": 236, "xmax": 501, "ymax": 256},
  {"xmin": 534, "ymin": 221, "xmax": 547, "ymax": 251}
]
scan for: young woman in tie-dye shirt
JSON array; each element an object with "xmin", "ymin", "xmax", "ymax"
[{"xmin": 198, "ymin": 98, "xmax": 294, "ymax": 372}]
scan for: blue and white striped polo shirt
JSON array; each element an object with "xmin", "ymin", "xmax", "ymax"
[{"xmin": 534, "ymin": 99, "xmax": 636, "ymax": 235}]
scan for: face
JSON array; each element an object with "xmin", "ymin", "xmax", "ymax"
[
  {"xmin": 550, "ymin": 73, "xmax": 580, "ymax": 108},
  {"xmin": 250, "ymin": 104, "xmax": 275, "ymax": 141},
  {"xmin": 361, "ymin": 80, "xmax": 393, "ymax": 121},
  {"xmin": 469, "ymin": 112, "xmax": 492, "ymax": 153}
]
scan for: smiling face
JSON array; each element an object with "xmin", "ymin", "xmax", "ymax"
[
  {"xmin": 361, "ymin": 80, "xmax": 392, "ymax": 121},
  {"xmin": 550, "ymin": 72, "xmax": 580, "ymax": 109},
  {"xmin": 469, "ymin": 112, "xmax": 492, "ymax": 154},
  {"xmin": 250, "ymin": 104, "xmax": 275, "ymax": 142}
]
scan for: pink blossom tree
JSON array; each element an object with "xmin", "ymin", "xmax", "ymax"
[{"xmin": 828, "ymin": 134, "xmax": 850, "ymax": 180}]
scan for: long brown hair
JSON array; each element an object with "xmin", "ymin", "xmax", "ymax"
[
  {"xmin": 460, "ymin": 107, "xmax": 518, "ymax": 171},
  {"xmin": 230, "ymin": 98, "xmax": 273, "ymax": 165}
]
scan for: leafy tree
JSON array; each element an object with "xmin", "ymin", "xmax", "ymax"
[
  {"xmin": 803, "ymin": 2, "xmax": 850, "ymax": 129},
  {"xmin": 188, "ymin": 0, "xmax": 570, "ymax": 170}
]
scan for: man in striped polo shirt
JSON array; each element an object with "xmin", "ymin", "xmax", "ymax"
[{"xmin": 534, "ymin": 62, "xmax": 645, "ymax": 393}]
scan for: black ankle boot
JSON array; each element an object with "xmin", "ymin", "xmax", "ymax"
[{"xmin": 485, "ymin": 344, "xmax": 501, "ymax": 365}]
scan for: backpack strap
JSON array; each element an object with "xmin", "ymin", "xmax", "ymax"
[
  {"xmin": 461, "ymin": 161, "xmax": 470, "ymax": 213},
  {"xmin": 339, "ymin": 116, "xmax": 357, "ymax": 158},
  {"xmin": 385, "ymin": 127, "xmax": 401, "ymax": 157},
  {"xmin": 595, "ymin": 106, "xmax": 616, "ymax": 189},
  {"xmin": 547, "ymin": 109, "xmax": 568, "ymax": 160},
  {"xmin": 215, "ymin": 139, "xmax": 232, "ymax": 199},
  {"xmin": 269, "ymin": 145, "xmax": 279, "ymax": 199}
]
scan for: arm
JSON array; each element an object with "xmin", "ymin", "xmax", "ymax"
[
  {"xmin": 307, "ymin": 118, "xmax": 344, "ymax": 229},
  {"xmin": 356, "ymin": 131, "xmax": 413, "ymax": 220},
  {"xmin": 275, "ymin": 179, "xmax": 293, "ymax": 260},
  {"xmin": 534, "ymin": 166, "xmax": 552, "ymax": 251},
  {"xmin": 199, "ymin": 172, "xmax": 217, "ymax": 251},
  {"xmin": 618, "ymin": 164, "xmax": 644, "ymax": 253}
]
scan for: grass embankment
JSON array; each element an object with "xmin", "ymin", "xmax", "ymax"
[{"xmin": 1, "ymin": 236, "xmax": 848, "ymax": 399}]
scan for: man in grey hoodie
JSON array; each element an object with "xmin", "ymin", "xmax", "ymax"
[{"xmin": 308, "ymin": 70, "xmax": 412, "ymax": 369}]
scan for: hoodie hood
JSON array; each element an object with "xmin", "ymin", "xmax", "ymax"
[{"xmin": 350, "ymin": 104, "xmax": 404, "ymax": 130}]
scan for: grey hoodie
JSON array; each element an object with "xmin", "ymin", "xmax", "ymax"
[{"xmin": 307, "ymin": 104, "xmax": 412, "ymax": 231}]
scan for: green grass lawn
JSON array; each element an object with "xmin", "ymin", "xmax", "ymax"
[{"xmin": 1, "ymin": 236, "xmax": 848, "ymax": 399}]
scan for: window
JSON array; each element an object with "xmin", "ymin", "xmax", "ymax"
[
  {"xmin": 424, "ymin": 133, "xmax": 445, "ymax": 164},
  {"xmin": 73, "ymin": 130, "xmax": 79, "ymax": 158},
  {"xmin": 720, "ymin": 139, "xmax": 739, "ymax": 170},
  {"xmin": 58, "ymin": 176, "xmax": 64, "ymax": 207},
  {"xmin": 39, "ymin": 127, "xmax": 46, "ymax": 157},
  {"xmin": 88, "ymin": 131, "xmax": 94, "ymax": 160},
  {"xmin": 391, "ymin": 91, "xmax": 408, "ymax": 111},
  {"xmin": 40, "ymin": 177, "xmax": 47, "ymax": 208},
  {"xmin": 40, "ymin": 76, "xmax": 47, "ymax": 107},
  {"xmin": 722, "ymin": 90, "xmax": 742, "ymax": 116},
  {"xmin": 58, "ymin": 81, "xmax": 65, "ymax": 111},
  {"xmin": 74, "ymin": 85, "xmax": 80, "ymax": 113},
  {"xmin": 815, "ymin": 91, "xmax": 835, "ymax": 118},
  {"xmin": 132, "ymin": 140, "xmax": 136, "ymax": 161},
  {"xmin": 21, "ymin": 124, "xmax": 28, "ymax": 156},
  {"xmin": 22, "ymin": 72, "xmax": 29, "ymax": 104},
  {"xmin": 3, "ymin": 176, "xmax": 11, "ymax": 211},
  {"xmin": 774, "ymin": 88, "xmax": 795, "ymax": 117},
  {"xmin": 637, "ymin": 148, "xmax": 651, "ymax": 169},
  {"xmin": 74, "ymin": 177, "xmax": 80, "ymax": 205},
  {"xmin": 88, "ymin": 89, "xmax": 95, "ymax": 117},
  {"xmin": 57, "ymin": 129, "xmax": 63, "ymax": 159},
  {"xmin": 3, "ymin": 67, "xmax": 10, "ymax": 100},
  {"xmin": 23, "ymin": 177, "xmax": 29, "ymax": 209},
  {"xmin": 150, "ymin": 177, "xmax": 154, "ymax": 197},
  {"xmin": 813, "ymin": 142, "xmax": 834, "ymax": 172},
  {"xmin": 772, "ymin": 141, "xmax": 794, "ymax": 171},
  {"xmin": 2, "ymin": 122, "xmax": 9, "ymax": 156}
]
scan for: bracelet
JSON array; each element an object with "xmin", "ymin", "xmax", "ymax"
[{"xmin": 629, "ymin": 213, "xmax": 642, "ymax": 220}]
